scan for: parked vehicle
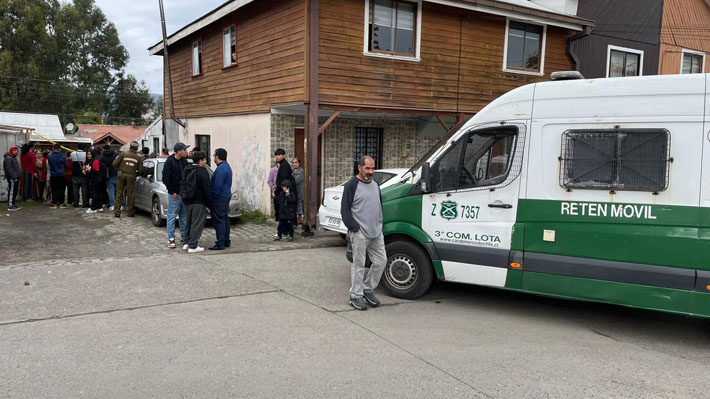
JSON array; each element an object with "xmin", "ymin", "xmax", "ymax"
[
  {"xmin": 378, "ymin": 73, "xmax": 710, "ymax": 319},
  {"xmin": 318, "ymin": 169, "xmax": 409, "ymax": 235},
  {"xmin": 134, "ymin": 158, "xmax": 241, "ymax": 226}
]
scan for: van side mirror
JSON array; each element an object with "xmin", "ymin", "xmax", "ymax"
[{"xmin": 420, "ymin": 162, "xmax": 432, "ymax": 193}]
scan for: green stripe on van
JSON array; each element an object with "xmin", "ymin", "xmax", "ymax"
[{"xmin": 517, "ymin": 199, "xmax": 708, "ymax": 270}]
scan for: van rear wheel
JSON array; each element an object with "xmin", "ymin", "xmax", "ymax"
[{"xmin": 382, "ymin": 240, "xmax": 434, "ymax": 300}]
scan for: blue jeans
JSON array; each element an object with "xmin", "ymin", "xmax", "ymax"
[
  {"xmin": 167, "ymin": 194, "xmax": 187, "ymax": 240},
  {"xmin": 107, "ymin": 176, "xmax": 118, "ymax": 206},
  {"xmin": 212, "ymin": 197, "xmax": 231, "ymax": 247}
]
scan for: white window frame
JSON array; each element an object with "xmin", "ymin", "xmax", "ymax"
[
  {"xmin": 502, "ymin": 18, "xmax": 547, "ymax": 76},
  {"xmin": 222, "ymin": 25, "xmax": 237, "ymax": 69},
  {"xmin": 680, "ymin": 48, "xmax": 706, "ymax": 74},
  {"xmin": 192, "ymin": 40, "xmax": 202, "ymax": 76},
  {"xmin": 363, "ymin": 0, "xmax": 422, "ymax": 62},
  {"xmin": 605, "ymin": 45, "xmax": 644, "ymax": 78}
]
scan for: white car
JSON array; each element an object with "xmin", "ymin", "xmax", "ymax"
[{"xmin": 318, "ymin": 168, "xmax": 409, "ymax": 235}]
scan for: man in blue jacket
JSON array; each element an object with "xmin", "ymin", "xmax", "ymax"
[
  {"xmin": 162, "ymin": 142, "xmax": 189, "ymax": 249},
  {"xmin": 209, "ymin": 148, "xmax": 232, "ymax": 250},
  {"xmin": 47, "ymin": 144, "xmax": 67, "ymax": 208}
]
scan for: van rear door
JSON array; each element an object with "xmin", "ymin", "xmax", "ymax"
[{"xmin": 421, "ymin": 121, "xmax": 527, "ymax": 287}]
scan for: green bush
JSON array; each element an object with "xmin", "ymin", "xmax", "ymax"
[{"xmin": 238, "ymin": 209, "xmax": 269, "ymax": 224}]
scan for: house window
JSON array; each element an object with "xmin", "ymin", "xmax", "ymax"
[
  {"xmin": 222, "ymin": 25, "xmax": 236, "ymax": 68},
  {"xmin": 195, "ymin": 134, "xmax": 212, "ymax": 166},
  {"xmin": 560, "ymin": 129, "xmax": 670, "ymax": 192},
  {"xmin": 153, "ymin": 137, "xmax": 160, "ymax": 153},
  {"xmin": 192, "ymin": 41, "xmax": 202, "ymax": 76},
  {"xmin": 607, "ymin": 46, "xmax": 643, "ymax": 77},
  {"xmin": 364, "ymin": 0, "xmax": 421, "ymax": 60},
  {"xmin": 504, "ymin": 20, "xmax": 545, "ymax": 73},
  {"xmin": 353, "ymin": 127, "xmax": 383, "ymax": 175},
  {"xmin": 681, "ymin": 50, "xmax": 705, "ymax": 74}
]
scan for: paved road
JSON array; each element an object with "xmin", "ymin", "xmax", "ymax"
[{"xmin": 1, "ymin": 205, "xmax": 709, "ymax": 398}]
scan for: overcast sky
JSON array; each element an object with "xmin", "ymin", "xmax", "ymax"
[{"xmin": 95, "ymin": 0, "xmax": 225, "ymax": 95}]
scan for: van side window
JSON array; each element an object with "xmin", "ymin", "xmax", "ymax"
[
  {"xmin": 430, "ymin": 124, "xmax": 522, "ymax": 192},
  {"xmin": 560, "ymin": 129, "xmax": 670, "ymax": 192}
]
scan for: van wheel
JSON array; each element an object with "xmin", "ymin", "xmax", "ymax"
[
  {"xmin": 151, "ymin": 197, "xmax": 165, "ymax": 227},
  {"xmin": 382, "ymin": 240, "xmax": 434, "ymax": 299}
]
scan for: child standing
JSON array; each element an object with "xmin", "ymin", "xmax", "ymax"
[{"xmin": 275, "ymin": 180, "xmax": 298, "ymax": 241}]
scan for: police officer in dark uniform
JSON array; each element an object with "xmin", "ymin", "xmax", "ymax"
[{"xmin": 112, "ymin": 141, "xmax": 143, "ymax": 218}]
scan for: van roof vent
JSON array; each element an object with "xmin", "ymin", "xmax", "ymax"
[{"xmin": 550, "ymin": 71, "xmax": 585, "ymax": 81}]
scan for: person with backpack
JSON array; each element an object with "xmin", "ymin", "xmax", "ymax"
[
  {"xmin": 162, "ymin": 142, "xmax": 189, "ymax": 249},
  {"xmin": 180, "ymin": 151, "xmax": 212, "ymax": 253},
  {"xmin": 47, "ymin": 144, "xmax": 67, "ymax": 209},
  {"xmin": 100, "ymin": 145, "xmax": 119, "ymax": 210},
  {"xmin": 112, "ymin": 141, "xmax": 143, "ymax": 218}
]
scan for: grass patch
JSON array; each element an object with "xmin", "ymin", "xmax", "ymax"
[{"xmin": 238, "ymin": 209, "xmax": 269, "ymax": 224}]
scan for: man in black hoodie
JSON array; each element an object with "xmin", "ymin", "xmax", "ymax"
[
  {"xmin": 162, "ymin": 142, "xmax": 189, "ymax": 249},
  {"xmin": 3, "ymin": 145, "xmax": 21, "ymax": 211},
  {"xmin": 181, "ymin": 151, "xmax": 212, "ymax": 253},
  {"xmin": 100, "ymin": 145, "xmax": 119, "ymax": 210}
]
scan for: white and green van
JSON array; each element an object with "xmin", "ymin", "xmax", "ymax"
[{"xmin": 380, "ymin": 73, "xmax": 710, "ymax": 318}]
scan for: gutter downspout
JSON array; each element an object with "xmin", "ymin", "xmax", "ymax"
[{"xmin": 566, "ymin": 26, "xmax": 592, "ymax": 72}]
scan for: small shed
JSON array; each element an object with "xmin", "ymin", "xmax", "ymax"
[{"xmin": 0, "ymin": 112, "xmax": 93, "ymax": 153}]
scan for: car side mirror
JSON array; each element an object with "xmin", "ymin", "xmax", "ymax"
[{"xmin": 420, "ymin": 162, "xmax": 432, "ymax": 193}]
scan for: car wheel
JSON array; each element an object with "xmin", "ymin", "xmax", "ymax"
[
  {"xmin": 381, "ymin": 240, "xmax": 434, "ymax": 300},
  {"xmin": 151, "ymin": 197, "xmax": 165, "ymax": 227}
]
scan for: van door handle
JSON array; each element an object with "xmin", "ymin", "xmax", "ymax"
[{"xmin": 488, "ymin": 203, "xmax": 513, "ymax": 209}]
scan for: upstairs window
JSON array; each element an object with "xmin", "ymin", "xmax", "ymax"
[
  {"xmin": 681, "ymin": 50, "xmax": 705, "ymax": 74},
  {"xmin": 607, "ymin": 46, "xmax": 643, "ymax": 77},
  {"xmin": 192, "ymin": 41, "xmax": 202, "ymax": 76},
  {"xmin": 222, "ymin": 25, "xmax": 236, "ymax": 68},
  {"xmin": 367, "ymin": 0, "xmax": 419, "ymax": 57},
  {"xmin": 505, "ymin": 20, "xmax": 545, "ymax": 74},
  {"xmin": 560, "ymin": 129, "xmax": 671, "ymax": 192}
]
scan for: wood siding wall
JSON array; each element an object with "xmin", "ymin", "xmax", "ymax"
[
  {"xmin": 164, "ymin": 0, "xmax": 306, "ymax": 118},
  {"xmin": 318, "ymin": 0, "xmax": 575, "ymax": 113},
  {"xmin": 572, "ymin": 0, "xmax": 663, "ymax": 79},
  {"xmin": 658, "ymin": 0, "xmax": 710, "ymax": 74}
]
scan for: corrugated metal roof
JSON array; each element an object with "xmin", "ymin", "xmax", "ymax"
[{"xmin": 0, "ymin": 112, "xmax": 92, "ymax": 144}]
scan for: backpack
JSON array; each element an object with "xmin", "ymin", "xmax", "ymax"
[{"xmin": 180, "ymin": 167, "xmax": 198, "ymax": 201}]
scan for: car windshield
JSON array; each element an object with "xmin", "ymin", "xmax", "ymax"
[{"xmin": 373, "ymin": 172, "xmax": 396, "ymax": 185}]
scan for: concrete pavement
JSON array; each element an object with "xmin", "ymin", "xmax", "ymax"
[{"xmin": 1, "ymin": 246, "xmax": 709, "ymax": 398}]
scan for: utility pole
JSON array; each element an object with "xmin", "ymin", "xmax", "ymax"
[{"xmin": 158, "ymin": 0, "xmax": 176, "ymax": 147}]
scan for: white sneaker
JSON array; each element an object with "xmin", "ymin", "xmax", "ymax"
[
  {"xmin": 109, "ymin": 206, "xmax": 114, "ymax": 211},
  {"xmin": 98, "ymin": 208, "xmax": 104, "ymax": 212},
  {"xmin": 188, "ymin": 246, "xmax": 204, "ymax": 253},
  {"xmin": 182, "ymin": 244, "xmax": 189, "ymax": 250},
  {"xmin": 85, "ymin": 209, "xmax": 98, "ymax": 214},
  {"xmin": 272, "ymin": 233, "xmax": 279, "ymax": 238}
]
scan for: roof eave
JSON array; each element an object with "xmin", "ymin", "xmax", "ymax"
[{"xmin": 149, "ymin": 0, "xmax": 256, "ymax": 56}]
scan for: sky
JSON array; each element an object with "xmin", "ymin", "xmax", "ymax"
[{"xmin": 94, "ymin": 0, "xmax": 226, "ymax": 95}]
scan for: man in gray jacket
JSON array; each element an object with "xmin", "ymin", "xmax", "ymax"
[
  {"xmin": 340, "ymin": 155, "xmax": 387, "ymax": 311},
  {"xmin": 3, "ymin": 145, "xmax": 21, "ymax": 211}
]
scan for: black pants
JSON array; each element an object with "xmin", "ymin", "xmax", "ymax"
[
  {"xmin": 212, "ymin": 197, "xmax": 230, "ymax": 247},
  {"xmin": 277, "ymin": 218, "xmax": 294, "ymax": 238},
  {"xmin": 273, "ymin": 195, "xmax": 280, "ymax": 221},
  {"xmin": 91, "ymin": 178, "xmax": 103, "ymax": 210},
  {"xmin": 73, "ymin": 175, "xmax": 89, "ymax": 207},
  {"xmin": 50, "ymin": 176, "xmax": 66, "ymax": 205},
  {"xmin": 66, "ymin": 180, "xmax": 73, "ymax": 204},
  {"xmin": 6, "ymin": 179, "xmax": 19, "ymax": 208}
]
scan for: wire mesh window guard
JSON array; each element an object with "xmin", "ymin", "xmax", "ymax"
[
  {"xmin": 560, "ymin": 129, "xmax": 671, "ymax": 192},
  {"xmin": 353, "ymin": 127, "xmax": 384, "ymax": 175},
  {"xmin": 430, "ymin": 122, "xmax": 526, "ymax": 192}
]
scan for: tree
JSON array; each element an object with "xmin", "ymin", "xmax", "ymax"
[{"xmin": 0, "ymin": 0, "xmax": 153, "ymax": 125}]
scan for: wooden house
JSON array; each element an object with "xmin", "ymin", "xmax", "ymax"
[
  {"xmin": 149, "ymin": 0, "xmax": 592, "ymax": 215},
  {"xmin": 570, "ymin": 0, "xmax": 710, "ymax": 78}
]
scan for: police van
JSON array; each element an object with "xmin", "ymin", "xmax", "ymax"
[{"xmin": 380, "ymin": 73, "xmax": 710, "ymax": 318}]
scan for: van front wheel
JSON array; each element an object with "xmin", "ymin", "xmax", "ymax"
[{"xmin": 382, "ymin": 240, "xmax": 434, "ymax": 300}]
